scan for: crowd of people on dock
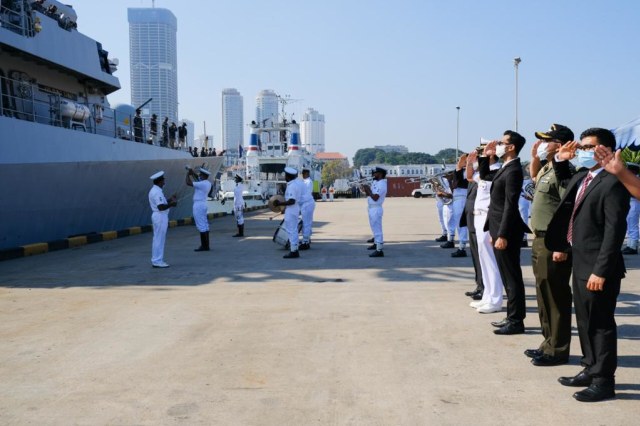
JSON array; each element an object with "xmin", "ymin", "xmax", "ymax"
[{"xmin": 434, "ymin": 124, "xmax": 634, "ymax": 403}]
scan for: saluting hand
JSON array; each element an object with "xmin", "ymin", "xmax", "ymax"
[
  {"xmin": 586, "ymin": 274, "xmax": 606, "ymax": 291},
  {"xmin": 556, "ymin": 141, "xmax": 579, "ymax": 161},
  {"xmin": 595, "ymin": 146, "xmax": 624, "ymax": 175},
  {"xmin": 484, "ymin": 141, "xmax": 497, "ymax": 157},
  {"xmin": 467, "ymin": 150, "xmax": 478, "ymax": 164},
  {"xmin": 531, "ymin": 140, "xmax": 542, "ymax": 158}
]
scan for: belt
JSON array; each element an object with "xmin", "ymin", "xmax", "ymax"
[
  {"xmin": 473, "ymin": 210, "xmax": 488, "ymax": 216},
  {"xmin": 534, "ymin": 230, "xmax": 546, "ymax": 237}
]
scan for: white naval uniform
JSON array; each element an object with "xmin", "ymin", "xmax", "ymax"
[
  {"xmin": 300, "ymin": 177, "xmax": 315, "ymax": 243},
  {"xmin": 233, "ymin": 183, "xmax": 245, "ymax": 225},
  {"xmin": 436, "ymin": 197, "xmax": 447, "ymax": 235},
  {"xmin": 626, "ymin": 197, "xmax": 640, "ymax": 249},
  {"xmin": 368, "ymin": 178, "xmax": 387, "ymax": 250},
  {"xmin": 473, "ymin": 166, "xmax": 503, "ymax": 309},
  {"xmin": 192, "ymin": 180, "xmax": 212, "ymax": 232},
  {"xmin": 442, "ymin": 179, "xmax": 468, "ymax": 246},
  {"xmin": 149, "ymin": 184, "xmax": 170, "ymax": 265},
  {"xmin": 284, "ymin": 178, "xmax": 304, "ymax": 251}
]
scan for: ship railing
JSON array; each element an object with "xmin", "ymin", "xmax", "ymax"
[
  {"xmin": 0, "ymin": 72, "xmax": 191, "ymax": 150},
  {"xmin": 0, "ymin": 2, "xmax": 35, "ymax": 37}
]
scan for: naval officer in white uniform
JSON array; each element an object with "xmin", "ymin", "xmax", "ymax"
[
  {"xmin": 364, "ymin": 167, "xmax": 387, "ymax": 257},
  {"xmin": 232, "ymin": 175, "xmax": 245, "ymax": 237},
  {"xmin": 273, "ymin": 167, "xmax": 304, "ymax": 258},
  {"xmin": 186, "ymin": 166, "xmax": 212, "ymax": 251},
  {"xmin": 299, "ymin": 167, "xmax": 316, "ymax": 250},
  {"xmin": 148, "ymin": 171, "xmax": 177, "ymax": 268}
]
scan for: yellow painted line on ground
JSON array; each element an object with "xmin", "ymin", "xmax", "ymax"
[
  {"xmin": 102, "ymin": 231, "xmax": 117, "ymax": 241},
  {"xmin": 68, "ymin": 236, "xmax": 88, "ymax": 247},
  {"xmin": 23, "ymin": 243, "xmax": 49, "ymax": 256}
]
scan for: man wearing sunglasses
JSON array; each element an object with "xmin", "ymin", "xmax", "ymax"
[{"xmin": 546, "ymin": 128, "xmax": 630, "ymax": 402}]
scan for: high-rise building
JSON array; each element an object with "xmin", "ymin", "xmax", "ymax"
[
  {"xmin": 300, "ymin": 108, "xmax": 325, "ymax": 154},
  {"xmin": 128, "ymin": 8, "xmax": 178, "ymax": 123},
  {"xmin": 222, "ymin": 88, "xmax": 243, "ymax": 165},
  {"xmin": 255, "ymin": 90, "xmax": 279, "ymax": 147}
]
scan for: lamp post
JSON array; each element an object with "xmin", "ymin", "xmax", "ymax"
[
  {"xmin": 456, "ymin": 106, "xmax": 460, "ymax": 161},
  {"xmin": 513, "ymin": 57, "xmax": 521, "ymax": 132}
]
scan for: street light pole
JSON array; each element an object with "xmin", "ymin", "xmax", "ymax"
[
  {"xmin": 514, "ymin": 57, "xmax": 521, "ymax": 132},
  {"xmin": 456, "ymin": 106, "xmax": 460, "ymax": 161}
]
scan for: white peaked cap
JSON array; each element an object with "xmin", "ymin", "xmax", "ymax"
[
  {"xmin": 284, "ymin": 166, "xmax": 298, "ymax": 175},
  {"xmin": 199, "ymin": 167, "xmax": 211, "ymax": 175},
  {"xmin": 150, "ymin": 171, "xmax": 165, "ymax": 180}
]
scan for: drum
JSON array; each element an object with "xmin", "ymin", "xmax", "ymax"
[{"xmin": 273, "ymin": 219, "xmax": 289, "ymax": 248}]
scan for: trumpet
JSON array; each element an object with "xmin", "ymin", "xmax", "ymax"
[{"xmin": 347, "ymin": 177, "xmax": 373, "ymax": 188}]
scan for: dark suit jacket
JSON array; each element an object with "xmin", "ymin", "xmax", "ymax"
[
  {"xmin": 545, "ymin": 169, "xmax": 630, "ymax": 281},
  {"xmin": 480, "ymin": 157, "xmax": 531, "ymax": 239}
]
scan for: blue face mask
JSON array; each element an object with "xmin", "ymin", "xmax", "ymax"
[{"xmin": 577, "ymin": 150, "xmax": 598, "ymax": 169}]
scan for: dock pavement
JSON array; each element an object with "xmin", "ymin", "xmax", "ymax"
[{"xmin": 0, "ymin": 198, "xmax": 639, "ymax": 425}]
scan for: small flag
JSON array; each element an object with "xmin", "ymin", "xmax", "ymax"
[{"xmin": 238, "ymin": 143, "xmax": 244, "ymax": 157}]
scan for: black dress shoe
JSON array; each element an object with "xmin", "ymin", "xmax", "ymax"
[
  {"xmin": 558, "ymin": 370, "xmax": 592, "ymax": 387},
  {"xmin": 369, "ymin": 250, "xmax": 384, "ymax": 258},
  {"xmin": 451, "ymin": 249, "xmax": 467, "ymax": 258},
  {"xmin": 573, "ymin": 384, "xmax": 615, "ymax": 402},
  {"xmin": 465, "ymin": 286, "xmax": 482, "ymax": 297},
  {"xmin": 491, "ymin": 318, "xmax": 509, "ymax": 328},
  {"xmin": 531, "ymin": 354, "xmax": 569, "ymax": 366},
  {"xmin": 524, "ymin": 348, "xmax": 543, "ymax": 359},
  {"xmin": 367, "ymin": 237, "xmax": 375, "ymax": 243},
  {"xmin": 435, "ymin": 234, "xmax": 448, "ymax": 242},
  {"xmin": 283, "ymin": 251, "xmax": 299, "ymax": 259},
  {"xmin": 299, "ymin": 242, "xmax": 310, "ymax": 250},
  {"xmin": 493, "ymin": 322, "xmax": 525, "ymax": 335},
  {"xmin": 367, "ymin": 244, "xmax": 376, "ymax": 250},
  {"xmin": 471, "ymin": 292, "xmax": 483, "ymax": 300},
  {"xmin": 440, "ymin": 240, "xmax": 455, "ymax": 249},
  {"xmin": 622, "ymin": 246, "xmax": 638, "ymax": 255}
]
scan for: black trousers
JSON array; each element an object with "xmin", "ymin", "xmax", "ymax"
[
  {"xmin": 468, "ymin": 230, "xmax": 483, "ymax": 288},
  {"xmin": 572, "ymin": 274, "xmax": 620, "ymax": 384},
  {"xmin": 531, "ymin": 237, "xmax": 573, "ymax": 357},
  {"xmin": 493, "ymin": 235, "xmax": 526, "ymax": 324}
]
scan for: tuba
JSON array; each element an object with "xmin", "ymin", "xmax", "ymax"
[{"xmin": 429, "ymin": 172, "xmax": 454, "ymax": 205}]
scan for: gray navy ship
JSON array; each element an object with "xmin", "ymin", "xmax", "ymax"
[{"xmin": 0, "ymin": 0, "xmax": 223, "ymax": 250}]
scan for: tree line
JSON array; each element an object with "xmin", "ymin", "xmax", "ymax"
[{"xmin": 352, "ymin": 148, "xmax": 458, "ymax": 167}]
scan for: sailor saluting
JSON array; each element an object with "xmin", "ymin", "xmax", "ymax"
[
  {"xmin": 148, "ymin": 171, "xmax": 177, "ymax": 268},
  {"xmin": 186, "ymin": 166, "xmax": 212, "ymax": 251}
]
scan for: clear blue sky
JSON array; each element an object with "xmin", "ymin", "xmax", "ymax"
[{"xmin": 73, "ymin": 0, "xmax": 640, "ymax": 162}]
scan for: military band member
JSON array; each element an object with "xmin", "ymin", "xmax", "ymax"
[
  {"xmin": 364, "ymin": 167, "xmax": 387, "ymax": 257},
  {"xmin": 273, "ymin": 167, "xmax": 304, "ymax": 258},
  {"xmin": 435, "ymin": 197, "xmax": 448, "ymax": 242},
  {"xmin": 148, "ymin": 171, "xmax": 177, "ymax": 268},
  {"xmin": 299, "ymin": 168, "xmax": 316, "ymax": 250},
  {"xmin": 186, "ymin": 167, "xmax": 212, "ymax": 251},
  {"xmin": 526, "ymin": 124, "xmax": 575, "ymax": 366},
  {"xmin": 232, "ymin": 175, "xmax": 245, "ymax": 237},
  {"xmin": 449, "ymin": 155, "xmax": 469, "ymax": 257}
]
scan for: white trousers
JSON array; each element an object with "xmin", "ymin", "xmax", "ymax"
[
  {"xmin": 234, "ymin": 206, "xmax": 244, "ymax": 225},
  {"xmin": 151, "ymin": 212, "xmax": 168, "ymax": 264},
  {"xmin": 474, "ymin": 213, "xmax": 503, "ymax": 308},
  {"xmin": 368, "ymin": 206, "xmax": 384, "ymax": 249},
  {"xmin": 301, "ymin": 200, "xmax": 315, "ymax": 242},
  {"xmin": 627, "ymin": 198, "xmax": 640, "ymax": 248},
  {"xmin": 193, "ymin": 201, "xmax": 209, "ymax": 232},
  {"xmin": 444, "ymin": 197, "xmax": 468, "ymax": 245},
  {"xmin": 284, "ymin": 208, "xmax": 300, "ymax": 251},
  {"xmin": 436, "ymin": 199, "xmax": 447, "ymax": 234}
]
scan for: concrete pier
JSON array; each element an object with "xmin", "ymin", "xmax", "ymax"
[{"xmin": 1, "ymin": 198, "xmax": 638, "ymax": 425}]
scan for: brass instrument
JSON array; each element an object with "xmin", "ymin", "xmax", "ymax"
[
  {"xmin": 347, "ymin": 177, "xmax": 373, "ymax": 188},
  {"xmin": 429, "ymin": 171, "xmax": 454, "ymax": 205}
]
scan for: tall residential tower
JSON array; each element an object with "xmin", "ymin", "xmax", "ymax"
[
  {"xmin": 300, "ymin": 108, "xmax": 325, "ymax": 154},
  {"xmin": 128, "ymin": 8, "xmax": 178, "ymax": 123},
  {"xmin": 255, "ymin": 90, "xmax": 279, "ymax": 147},
  {"xmin": 222, "ymin": 88, "xmax": 244, "ymax": 165}
]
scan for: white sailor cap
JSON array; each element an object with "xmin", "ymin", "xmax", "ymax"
[
  {"xmin": 199, "ymin": 167, "xmax": 211, "ymax": 176},
  {"xmin": 150, "ymin": 171, "xmax": 165, "ymax": 180},
  {"xmin": 284, "ymin": 166, "xmax": 298, "ymax": 175}
]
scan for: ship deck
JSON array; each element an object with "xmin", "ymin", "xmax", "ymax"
[{"xmin": 1, "ymin": 198, "xmax": 639, "ymax": 424}]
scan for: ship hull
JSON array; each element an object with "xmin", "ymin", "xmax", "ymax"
[{"xmin": 0, "ymin": 117, "xmax": 223, "ymax": 249}]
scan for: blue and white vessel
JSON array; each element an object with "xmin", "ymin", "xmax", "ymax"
[{"xmin": 0, "ymin": 1, "xmax": 222, "ymax": 250}]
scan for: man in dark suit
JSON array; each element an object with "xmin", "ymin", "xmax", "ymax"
[
  {"xmin": 546, "ymin": 128, "xmax": 630, "ymax": 402},
  {"xmin": 480, "ymin": 131, "xmax": 530, "ymax": 335}
]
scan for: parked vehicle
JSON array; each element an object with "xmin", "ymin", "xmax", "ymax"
[{"xmin": 411, "ymin": 183, "xmax": 435, "ymax": 198}]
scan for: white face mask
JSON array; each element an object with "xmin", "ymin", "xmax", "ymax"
[
  {"xmin": 473, "ymin": 161, "xmax": 479, "ymax": 169},
  {"xmin": 536, "ymin": 142, "xmax": 549, "ymax": 160},
  {"xmin": 496, "ymin": 144, "xmax": 507, "ymax": 158}
]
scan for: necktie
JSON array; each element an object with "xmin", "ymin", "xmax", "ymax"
[{"xmin": 567, "ymin": 173, "xmax": 593, "ymax": 244}]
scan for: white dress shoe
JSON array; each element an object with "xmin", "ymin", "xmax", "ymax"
[
  {"xmin": 469, "ymin": 300, "xmax": 485, "ymax": 308},
  {"xmin": 477, "ymin": 305, "xmax": 502, "ymax": 314},
  {"xmin": 152, "ymin": 262, "xmax": 170, "ymax": 268}
]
